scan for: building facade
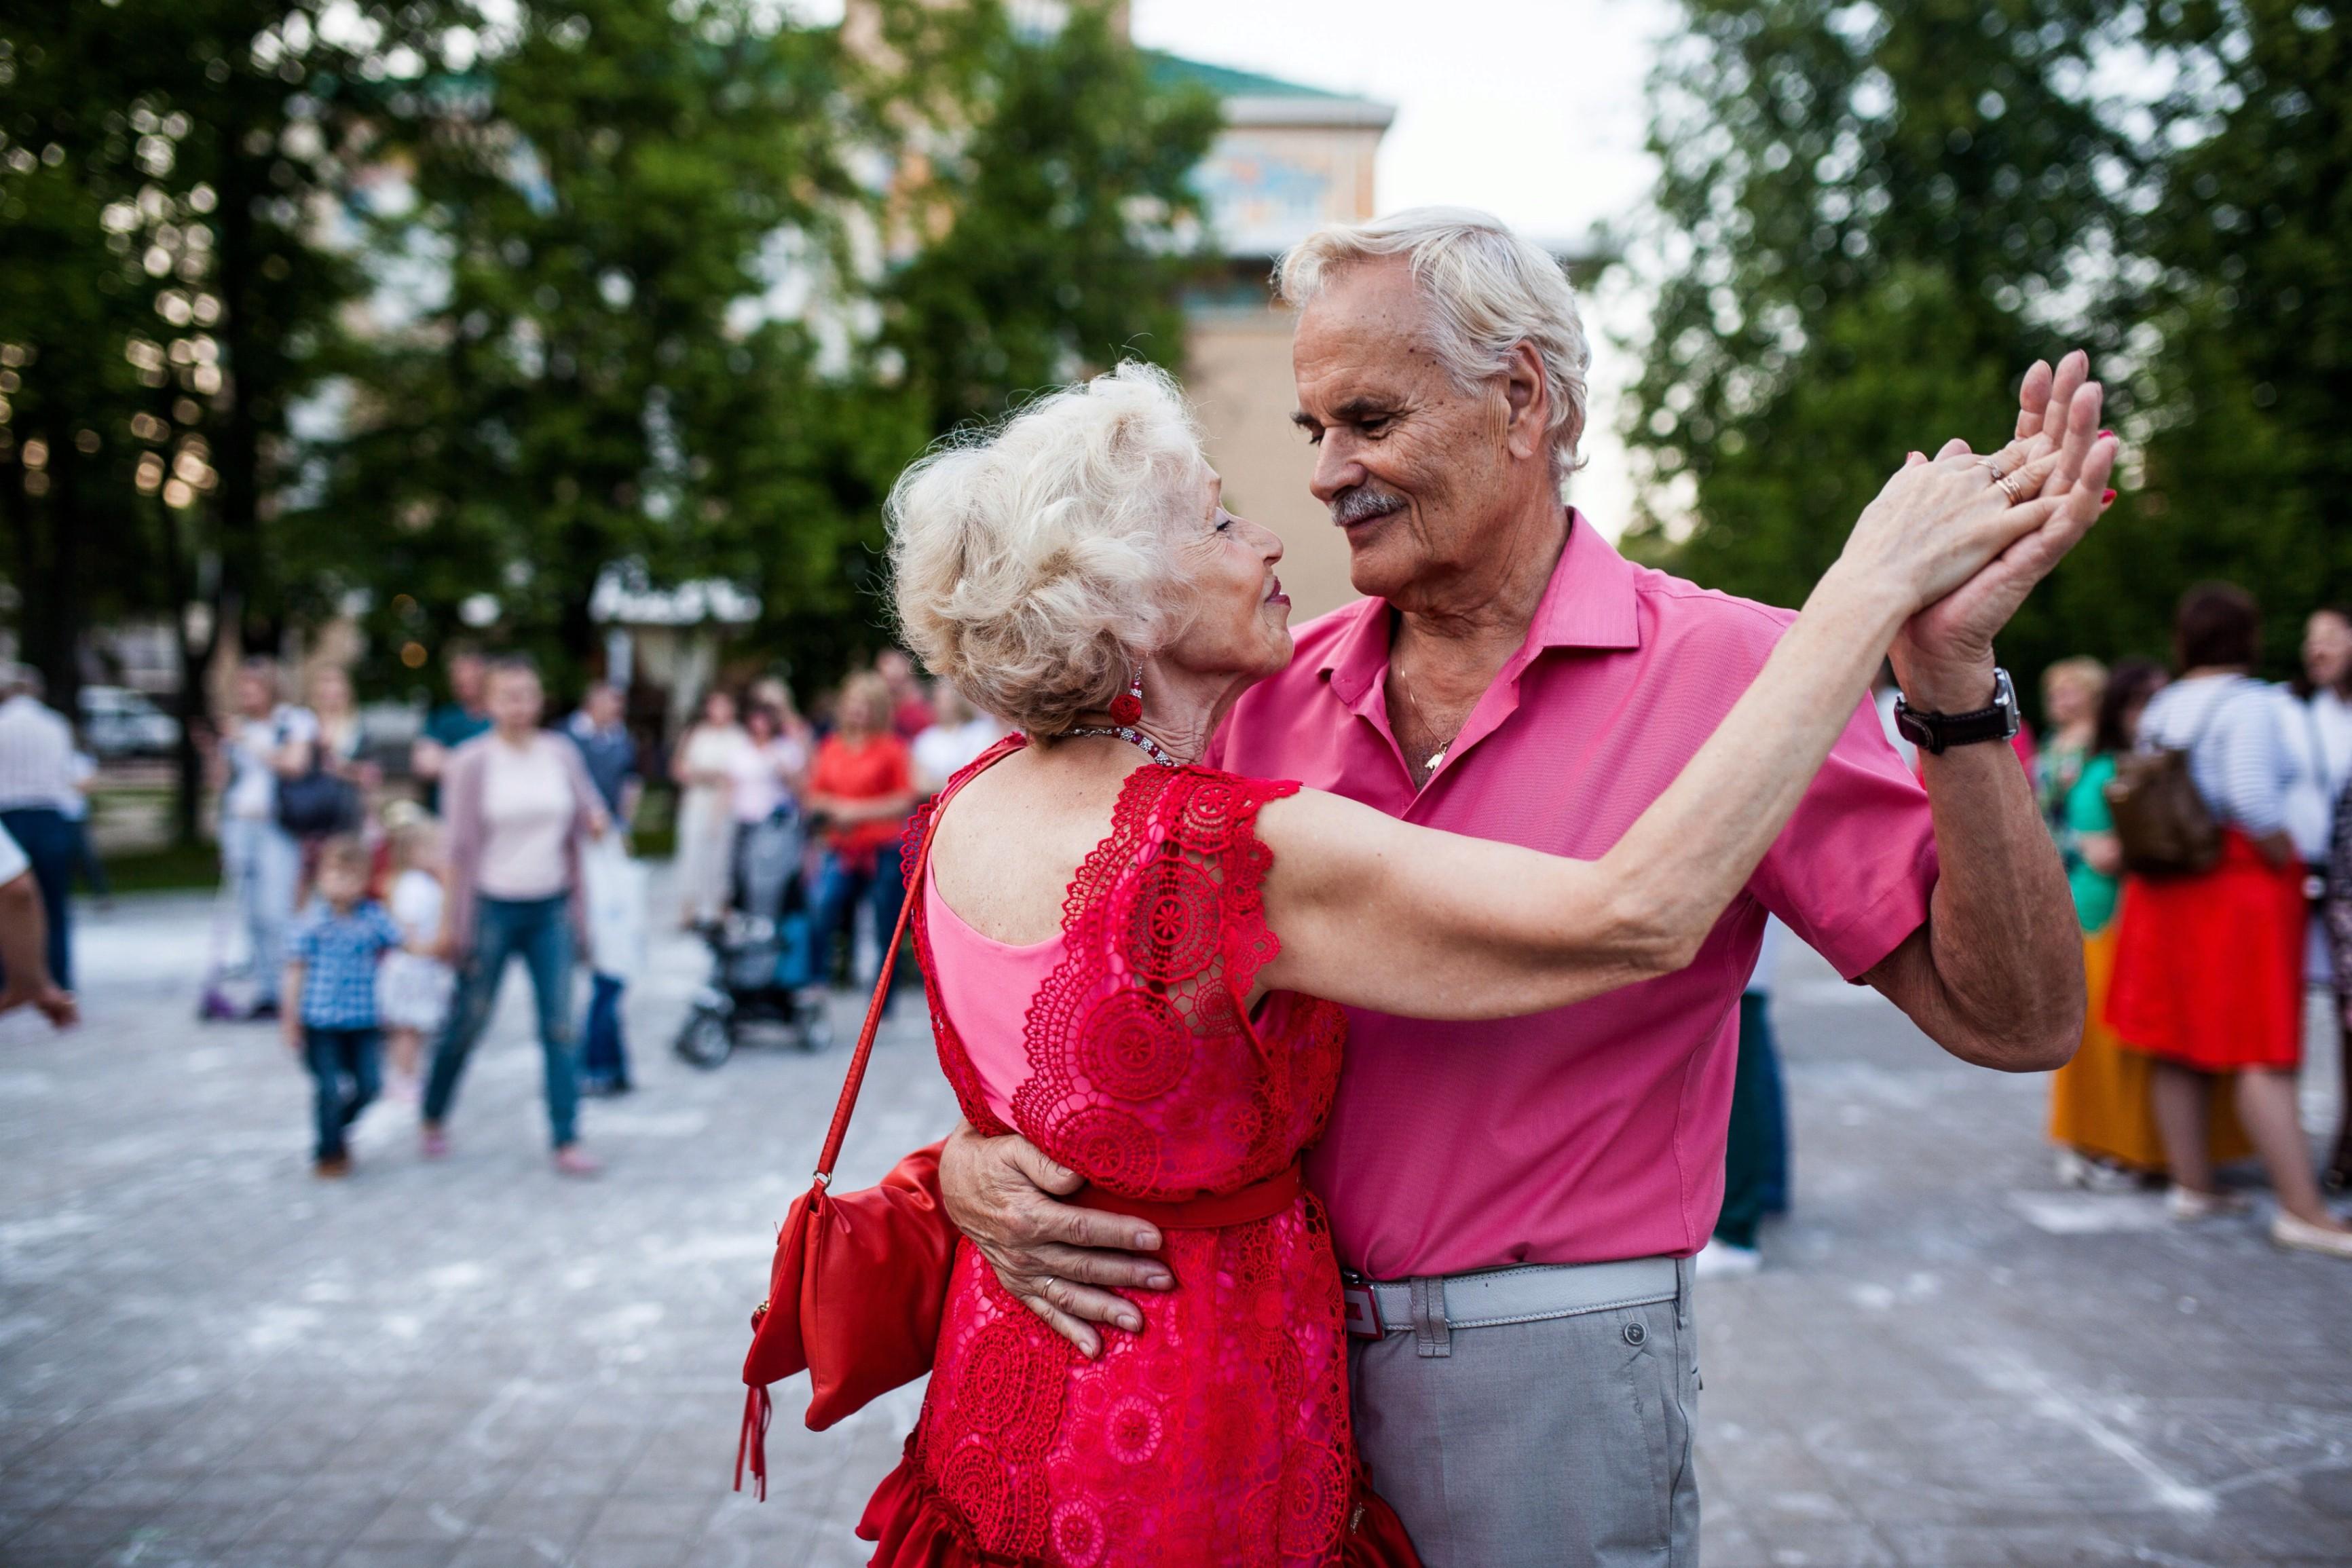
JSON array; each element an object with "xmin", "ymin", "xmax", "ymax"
[{"xmin": 1151, "ymin": 54, "xmax": 1394, "ymax": 622}]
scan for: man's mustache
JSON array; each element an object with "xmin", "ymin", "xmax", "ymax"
[{"xmin": 1330, "ymin": 485, "xmax": 1407, "ymax": 527}]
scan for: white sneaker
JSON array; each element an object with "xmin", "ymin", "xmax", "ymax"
[
  {"xmin": 2270, "ymin": 1212, "xmax": 2352, "ymax": 1259},
  {"xmin": 1694, "ymin": 1240, "xmax": 1761, "ymax": 1278},
  {"xmin": 2166, "ymin": 1185, "xmax": 2250, "ymax": 1221},
  {"xmin": 2056, "ymin": 1149, "xmax": 2142, "ymax": 1193}
]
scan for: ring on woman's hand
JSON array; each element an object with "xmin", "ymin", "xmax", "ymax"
[{"xmin": 1995, "ymin": 471, "xmax": 2030, "ymax": 505}]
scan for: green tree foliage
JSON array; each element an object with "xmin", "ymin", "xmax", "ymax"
[
  {"xmin": 2125, "ymin": 0, "xmax": 2352, "ymax": 671},
  {"xmin": 1625, "ymin": 0, "xmax": 2127, "ymax": 645},
  {"xmin": 0, "ymin": 3, "xmax": 381, "ymax": 838},
  {"xmin": 874, "ymin": 1, "xmax": 1220, "ymax": 436},
  {"xmin": 312, "ymin": 0, "xmax": 1217, "ymax": 695},
  {"xmin": 309, "ymin": 0, "xmax": 861, "ymax": 696},
  {"xmin": 1629, "ymin": 0, "xmax": 2352, "ymax": 696}
]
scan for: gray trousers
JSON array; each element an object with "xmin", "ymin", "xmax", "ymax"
[{"xmin": 1349, "ymin": 1257, "xmax": 1698, "ymax": 1567}]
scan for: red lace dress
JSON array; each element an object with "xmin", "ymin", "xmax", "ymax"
[{"xmin": 857, "ymin": 742, "xmax": 1419, "ymax": 1567}]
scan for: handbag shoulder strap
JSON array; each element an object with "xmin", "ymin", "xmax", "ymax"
[
  {"xmin": 811, "ymin": 733, "xmax": 1026, "ymax": 1184},
  {"xmin": 2180, "ymin": 675, "xmax": 2250, "ymax": 755}
]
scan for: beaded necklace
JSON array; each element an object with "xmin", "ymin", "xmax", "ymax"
[{"xmin": 1062, "ymin": 724, "xmax": 1187, "ymax": 770}]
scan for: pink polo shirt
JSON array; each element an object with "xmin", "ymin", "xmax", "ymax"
[{"xmin": 1208, "ymin": 513, "xmax": 1938, "ymax": 1278}]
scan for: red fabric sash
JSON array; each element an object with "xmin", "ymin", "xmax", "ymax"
[{"xmin": 1072, "ymin": 1159, "xmax": 1303, "ymax": 1230}]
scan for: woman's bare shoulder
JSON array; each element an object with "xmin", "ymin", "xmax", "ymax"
[{"xmin": 927, "ymin": 748, "xmax": 1133, "ymax": 945}]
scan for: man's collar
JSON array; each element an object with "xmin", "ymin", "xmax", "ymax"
[
  {"xmin": 1523, "ymin": 510, "xmax": 1643, "ymax": 654},
  {"xmin": 1320, "ymin": 508, "xmax": 1641, "ymax": 703}
]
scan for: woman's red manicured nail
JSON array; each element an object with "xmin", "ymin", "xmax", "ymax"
[
  {"xmin": 2097, "ymin": 429, "xmax": 2114, "ymax": 441},
  {"xmin": 2102, "ymin": 489, "xmax": 2116, "ymax": 504}
]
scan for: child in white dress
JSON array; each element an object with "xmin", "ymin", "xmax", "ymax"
[{"xmin": 377, "ymin": 816, "xmax": 455, "ymax": 1099}]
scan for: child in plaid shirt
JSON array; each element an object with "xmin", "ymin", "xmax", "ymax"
[{"xmin": 284, "ymin": 836, "xmax": 404, "ymax": 1177}]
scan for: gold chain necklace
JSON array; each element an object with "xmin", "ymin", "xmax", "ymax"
[{"xmin": 1394, "ymin": 671, "xmax": 1473, "ymax": 776}]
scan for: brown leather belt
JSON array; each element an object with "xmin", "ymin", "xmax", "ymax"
[{"xmin": 1072, "ymin": 1160, "xmax": 1303, "ymax": 1230}]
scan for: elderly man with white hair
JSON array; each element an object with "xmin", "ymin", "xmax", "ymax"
[{"xmin": 936, "ymin": 208, "xmax": 2099, "ymax": 1565}]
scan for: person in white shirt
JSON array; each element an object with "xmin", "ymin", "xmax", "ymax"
[
  {"xmin": 59, "ymin": 745, "xmax": 110, "ymax": 906},
  {"xmin": 2296, "ymin": 606, "xmax": 2352, "ymax": 1191},
  {"xmin": 728, "ymin": 702, "xmax": 811, "ymax": 828},
  {"xmin": 910, "ymin": 681, "xmax": 1008, "ymax": 796},
  {"xmin": 669, "ymin": 689, "xmax": 748, "ymax": 928},
  {"xmin": 0, "ymin": 666, "xmax": 85, "ymax": 990},
  {"xmin": 0, "ymin": 818, "xmax": 76, "ymax": 1027},
  {"xmin": 214, "ymin": 659, "xmax": 316, "ymax": 1016},
  {"xmin": 376, "ymin": 808, "xmax": 455, "ymax": 1098},
  {"xmin": 2284, "ymin": 606, "xmax": 2352, "ymax": 872}
]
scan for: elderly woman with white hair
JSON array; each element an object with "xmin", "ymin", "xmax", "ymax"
[{"xmin": 832, "ymin": 353, "xmax": 2114, "ymax": 1565}]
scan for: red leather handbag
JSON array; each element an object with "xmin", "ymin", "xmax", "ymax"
[{"xmin": 734, "ymin": 776, "xmax": 973, "ymax": 1499}]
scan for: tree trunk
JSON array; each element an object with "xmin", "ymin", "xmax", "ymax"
[
  {"xmin": 160, "ymin": 502, "xmax": 212, "ymax": 848},
  {"xmin": 12, "ymin": 417, "xmax": 84, "ymax": 717},
  {"xmin": 210, "ymin": 156, "xmax": 264, "ymax": 679}
]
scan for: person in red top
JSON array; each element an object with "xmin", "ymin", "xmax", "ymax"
[{"xmin": 808, "ymin": 671, "xmax": 918, "ymax": 996}]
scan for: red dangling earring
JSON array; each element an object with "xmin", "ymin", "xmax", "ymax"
[{"xmin": 1108, "ymin": 665, "xmax": 1144, "ymax": 726}]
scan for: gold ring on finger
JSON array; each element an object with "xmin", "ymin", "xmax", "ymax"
[{"xmin": 1996, "ymin": 472, "xmax": 2029, "ymax": 504}]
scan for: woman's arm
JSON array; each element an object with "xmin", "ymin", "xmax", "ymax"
[
  {"xmin": 1254, "ymin": 572, "xmax": 1907, "ymax": 1018},
  {"xmin": 1257, "ymin": 416, "xmax": 2116, "ymax": 1021}
]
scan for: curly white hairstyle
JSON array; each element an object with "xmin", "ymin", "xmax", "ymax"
[
  {"xmin": 1276, "ymin": 206, "xmax": 1592, "ymax": 474},
  {"xmin": 886, "ymin": 362, "xmax": 1206, "ymax": 738}
]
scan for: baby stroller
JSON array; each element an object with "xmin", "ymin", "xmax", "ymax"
[{"xmin": 673, "ymin": 802, "xmax": 832, "ymax": 1067}]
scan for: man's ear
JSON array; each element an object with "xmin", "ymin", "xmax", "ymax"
[{"xmin": 1501, "ymin": 340, "xmax": 1550, "ymax": 462}]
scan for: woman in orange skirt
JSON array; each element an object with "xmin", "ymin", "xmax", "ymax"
[
  {"xmin": 2106, "ymin": 584, "xmax": 2352, "ymax": 1258},
  {"xmin": 2048, "ymin": 659, "xmax": 2251, "ymax": 1177}
]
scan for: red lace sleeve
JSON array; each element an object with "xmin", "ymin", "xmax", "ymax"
[{"xmin": 1152, "ymin": 766, "xmax": 1299, "ymax": 1005}]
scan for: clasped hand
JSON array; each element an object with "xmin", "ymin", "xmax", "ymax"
[{"xmin": 1873, "ymin": 350, "xmax": 2116, "ymax": 711}]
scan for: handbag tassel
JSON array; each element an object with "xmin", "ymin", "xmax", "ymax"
[{"xmin": 734, "ymin": 1383, "xmax": 772, "ymax": 1500}]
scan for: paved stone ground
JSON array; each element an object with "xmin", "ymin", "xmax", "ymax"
[{"xmin": 2, "ymin": 891, "xmax": 2347, "ymax": 1568}]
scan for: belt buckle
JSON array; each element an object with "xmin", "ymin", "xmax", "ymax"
[{"xmin": 1340, "ymin": 1274, "xmax": 1384, "ymax": 1339}]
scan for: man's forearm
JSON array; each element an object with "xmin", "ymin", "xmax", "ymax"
[{"xmin": 1871, "ymin": 740, "xmax": 2083, "ymax": 1070}]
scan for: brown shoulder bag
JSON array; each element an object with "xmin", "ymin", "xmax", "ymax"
[{"xmin": 2102, "ymin": 679, "xmax": 2243, "ymax": 878}]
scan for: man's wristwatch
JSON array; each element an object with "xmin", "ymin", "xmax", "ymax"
[{"xmin": 1893, "ymin": 668, "xmax": 2019, "ymax": 756}]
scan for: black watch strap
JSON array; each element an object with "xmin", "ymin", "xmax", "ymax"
[{"xmin": 1894, "ymin": 669, "xmax": 2019, "ymax": 756}]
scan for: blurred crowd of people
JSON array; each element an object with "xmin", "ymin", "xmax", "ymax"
[
  {"xmin": 2041, "ymin": 589, "xmax": 2352, "ymax": 1258},
  {"xmin": 223, "ymin": 643, "xmax": 1003, "ymax": 1177},
  {"xmin": 0, "ymin": 636, "xmax": 1003, "ymax": 1178},
  {"xmin": 6, "ymin": 592, "xmax": 2347, "ymax": 1239}
]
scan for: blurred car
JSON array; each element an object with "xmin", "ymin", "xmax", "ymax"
[{"xmin": 79, "ymin": 684, "xmax": 180, "ymax": 758}]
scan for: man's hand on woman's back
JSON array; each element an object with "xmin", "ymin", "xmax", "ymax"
[{"xmin": 937, "ymin": 1121, "xmax": 1174, "ymax": 1358}]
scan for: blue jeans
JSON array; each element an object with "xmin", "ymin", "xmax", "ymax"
[
  {"xmin": 813, "ymin": 844, "xmax": 905, "ymax": 1006},
  {"xmin": 423, "ymin": 894, "xmax": 581, "ymax": 1148},
  {"xmin": 580, "ymin": 971, "xmax": 630, "ymax": 1087},
  {"xmin": 304, "ymin": 1026, "xmax": 381, "ymax": 1161},
  {"xmin": 219, "ymin": 814, "xmax": 299, "ymax": 1005},
  {"xmin": 0, "ymin": 806, "xmax": 74, "ymax": 990}
]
